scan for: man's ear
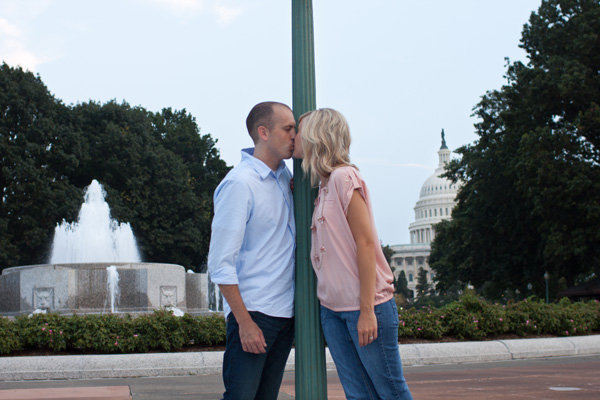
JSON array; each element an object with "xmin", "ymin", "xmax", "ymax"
[{"xmin": 257, "ymin": 125, "xmax": 269, "ymax": 142}]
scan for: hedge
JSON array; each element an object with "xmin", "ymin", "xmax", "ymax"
[
  {"xmin": 398, "ymin": 294, "xmax": 600, "ymax": 340},
  {"xmin": 0, "ymin": 295, "xmax": 598, "ymax": 355}
]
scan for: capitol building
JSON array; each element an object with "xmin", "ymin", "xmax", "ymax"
[{"xmin": 390, "ymin": 131, "xmax": 458, "ymax": 299}]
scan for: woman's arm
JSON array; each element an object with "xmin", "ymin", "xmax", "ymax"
[{"xmin": 346, "ymin": 189, "xmax": 378, "ymax": 346}]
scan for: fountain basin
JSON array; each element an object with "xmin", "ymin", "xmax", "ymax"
[{"xmin": 0, "ymin": 263, "xmax": 211, "ymax": 316}]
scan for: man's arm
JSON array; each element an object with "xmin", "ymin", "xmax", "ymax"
[
  {"xmin": 208, "ymin": 178, "xmax": 267, "ymax": 354},
  {"xmin": 219, "ymin": 285, "xmax": 267, "ymax": 354}
]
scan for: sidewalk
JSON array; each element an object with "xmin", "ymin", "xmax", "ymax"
[
  {"xmin": 1, "ymin": 355, "xmax": 600, "ymax": 399},
  {"xmin": 0, "ymin": 335, "xmax": 598, "ymax": 381}
]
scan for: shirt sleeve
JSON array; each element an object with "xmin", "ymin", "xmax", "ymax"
[
  {"xmin": 207, "ymin": 178, "xmax": 252, "ymax": 285},
  {"xmin": 334, "ymin": 167, "xmax": 367, "ymax": 214}
]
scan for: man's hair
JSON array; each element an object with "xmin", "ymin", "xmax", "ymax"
[
  {"xmin": 300, "ymin": 108, "xmax": 353, "ymax": 186},
  {"xmin": 246, "ymin": 101, "xmax": 291, "ymax": 143}
]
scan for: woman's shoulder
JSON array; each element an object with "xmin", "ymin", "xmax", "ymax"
[
  {"xmin": 330, "ymin": 164, "xmax": 361, "ymax": 181},
  {"xmin": 329, "ymin": 165, "xmax": 367, "ymax": 195}
]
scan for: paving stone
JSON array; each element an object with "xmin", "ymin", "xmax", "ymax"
[{"xmin": 0, "ymin": 386, "xmax": 131, "ymax": 400}]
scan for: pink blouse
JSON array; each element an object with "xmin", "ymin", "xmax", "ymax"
[{"xmin": 310, "ymin": 166, "xmax": 394, "ymax": 311}]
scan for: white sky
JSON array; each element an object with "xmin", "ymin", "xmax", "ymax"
[{"xmin": 1, "ymin": 0, "xmax": 541, "ymax": 246}]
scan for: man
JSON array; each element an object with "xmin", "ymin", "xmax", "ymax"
[{"xmin": 208, "ymin": 101, "xmax": 296, "ymax": 400}]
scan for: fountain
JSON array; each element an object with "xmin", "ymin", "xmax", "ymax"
[
  {"xmin": 106, "ymin": 265, "xmax": 120, "ymax": 313},
  {"xmin": 50, "ymin": 180, "xmax": 141, "ymax": 264},
  {"xmin": 0, "ymin": 180, "xmax": 213, "ymax": 316},
  {"xmin": 208, "ymin": 275, "xmax": 223, "ymax": 312}
]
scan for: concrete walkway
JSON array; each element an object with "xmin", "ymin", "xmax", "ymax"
[
  {"xmin": 0, "ymin": 335, "xmax": 598, "ymax": 381},
  {"xmin": 1, "ymin": 356, "xmax": 600, "ymax": 399}
]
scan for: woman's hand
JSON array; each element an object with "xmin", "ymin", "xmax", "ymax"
[{"xmin": 357, "ymin": 309, "xmax": 378, "ymax": 346}]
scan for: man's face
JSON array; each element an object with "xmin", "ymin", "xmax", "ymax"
[
  {"xmin": 292, "ymin": 118, "xmax": 305, "ymax": 159},
  {"xmin": 266, "ymin": 105, "xmax": 296, "ymax": 161}
]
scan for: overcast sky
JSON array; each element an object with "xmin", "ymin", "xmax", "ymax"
[{"xmin": 1, "ymin": 0, "xmax": 542, "ymax": 247}]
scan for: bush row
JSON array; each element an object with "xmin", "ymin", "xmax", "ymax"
[
  {"xmin": 0, "ymin": 296, "xmax": 598, "ymax": 355},
  {"xmin": 398, "ymin": 294, "xmax": 600, "ymax": 340},
  {"xmin": 0, "ymin": 311, "xmax": 225, "ymax": 355}
]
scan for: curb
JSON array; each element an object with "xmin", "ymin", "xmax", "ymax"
[{"xmin": 0, "ymin": 335, "xmax": 598, "ymax": 381}]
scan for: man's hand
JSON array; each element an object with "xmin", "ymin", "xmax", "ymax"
[
  {"xmin": 217, "ymin": 284, "xmax": 267, "ymax": 354},
  {"xmin": 238, "ymin": 318, "xmax": 267, "ymax": 354},
  {"xmin": 357, "ymin": 309, "xmax": 378, "ymax": 347}
]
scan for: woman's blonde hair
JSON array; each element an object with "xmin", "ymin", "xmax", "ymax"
[{"xmin": 300, "ymin": 108, "xmax": 353, "ymax": 186}]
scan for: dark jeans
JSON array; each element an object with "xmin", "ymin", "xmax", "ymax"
[{"xmin": 222, "ymin": 311, "xmax": 294, "ymax": 400}]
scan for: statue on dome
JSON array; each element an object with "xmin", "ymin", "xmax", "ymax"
[{"xmin": 440, "ymin": 129, "xmax": 448, "ymax": 149}]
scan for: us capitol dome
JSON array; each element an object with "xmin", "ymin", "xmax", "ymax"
[{"xmin": 390, "ymin": 130, "xmax": 458, "ymax": 299}]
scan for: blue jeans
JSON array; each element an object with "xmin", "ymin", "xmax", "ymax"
[
  {"xmin": 320, "ymin": 299, "xmax": 413, "ymax": 400},
  {"xmin": 222, "ymin": 311, "xmax": 294, "ymax": 400}
]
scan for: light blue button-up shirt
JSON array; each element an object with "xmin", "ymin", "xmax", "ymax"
[{"xmin": 207, "ymin": 148, "xmax": 295, "ymax": 318}]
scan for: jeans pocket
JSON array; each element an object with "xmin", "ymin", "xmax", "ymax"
[{"xmin": 374, "ymin": 299, "xmax": 398, "ymax": 329}]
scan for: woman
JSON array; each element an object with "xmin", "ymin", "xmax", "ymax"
[{"xmin": 294, "ymin": 108, "xmax": 412, "ymax": 400}]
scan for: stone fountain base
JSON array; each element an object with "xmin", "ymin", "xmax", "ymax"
[{"xmin": 0, "ymin": 263, "xmax": 213, "ymax": 316}]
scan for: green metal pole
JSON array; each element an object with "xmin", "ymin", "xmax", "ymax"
[{"xmin": 292, "ymin": 0, "xmax": 327, "ymax": 399}]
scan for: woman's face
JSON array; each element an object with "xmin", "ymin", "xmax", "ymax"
[{"xmin": 292, "ymin": 118, "xmax": 305, "ymax": 159}]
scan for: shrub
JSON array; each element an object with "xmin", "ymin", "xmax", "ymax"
[
  {"xmin": 0, "ymin": 317, "xmax": 20, "ymax": 355},
  {"xmin": 182, "ymin": 313, "xmax": 226, "ymax": 346},
  {"xmin": 0, "ymin": 298, "xmax": 598, "ymax": 356},
  {"xmin": 14, "ymin": 313, "xmax": 68, "ymax": 352}
]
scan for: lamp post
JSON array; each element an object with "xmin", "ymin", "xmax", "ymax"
[
  {"xmin": 544, "ymin": 272, "xmax": 549, "ymax": 303},
  {"xmin": 292, "ymin": 1, "xmax": 327, "ymax": 398}
]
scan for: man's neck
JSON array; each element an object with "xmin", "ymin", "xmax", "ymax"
[{"xmin": 253, "ymin": 147, "xmax": 281, "ymax": 171}]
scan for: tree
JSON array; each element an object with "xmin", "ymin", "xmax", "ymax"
[
  {"xmin": 0, "ymin": 63, "xmax": 81, "ymax": 267},
  {"xmin": 66, "ymin": 101, "xmax": 229, "ymax": 269},
  {"xmin": 153, "ymin": 108, "xmax": 230, "ymax": 268},
  {"xmin": 430, "ymin": 0, "xmax": 600, "ymax": 300},
  {"xmin": 396, "ymin": 270, "xmax": 412, "ymax": 299},
  {"xmin": 0, "ymin": 64, "xmax": 230, "ymax": 270},
  {"xmin": 416, "ymin": 267, "xmax": 431, "ymax": 298},
  {"xmin": 381, "ymin": 244, "xmax": 394, "ymax": 265}
]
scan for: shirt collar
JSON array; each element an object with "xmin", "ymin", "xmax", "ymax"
[{"xmin": 241, "ymin": 148, "xmax": 286, "ymax": 179}]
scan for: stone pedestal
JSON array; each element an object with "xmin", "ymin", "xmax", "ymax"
[
  {"xmin": 0, "ymin": 263, "xmax": 203, "ymax": 316},
  {"xmin": 185, "ymin": 273, "xmax": 209, "ymax": 313}
]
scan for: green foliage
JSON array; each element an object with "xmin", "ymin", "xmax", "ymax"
[
  {"xmin": 398, "ymin": 307, "xmax": 445, "ymax": 340},
  {"xmin": 60, "ymin": 314, "xmax": 137, "ymax": 353},
  {"xmin": 505, "ymin": 297, "xmax": 600, "ymax": 337},
  {"xmin": 415, "ymin": 267, "xmax": 432, "ymax": 298},
  {"xmin": 132, "ymin": 310, "xmax": 187, "ymax": 352},
  {"xmin": 0, "ymin": 311, "xmax": 227, "ymax": 355},
  {"xmin": 395, "ymin": 270, "xmax": 412, "ymax": 298},
  {"xmin": 430, "ymin": 0, "xmax": 600, "ymax": 300},
  {"xmin": 0, "ymin": 317, "xmax": 20, "ymax": 354},
  {"xmin": 381, "ymin": 245, "xmax": 394, "ymax": 265},
  {"xmin": 14, "ymin": 313, "xmax": 68, "ymax": 352},
  {"xmin": 399, "ymin": 293, "xmax": 599, "ymax": 341},
  {"xmin": 0, "ymin": 63, "xmax": 81, "ymax": 266},
  {"xmin": 439, "ymin": 293, "xmax": 509, "ymax": 340},
  {"xmin": 1, "ymin": 298, "xmax": 599, "ymax": 355},
  {"xmin": 0, "ymin": 64, "xmax": 230, "ymax": 270},
  {"xmin": 182, "ymin": 313, "xmax": 226, "ymax": 346}
]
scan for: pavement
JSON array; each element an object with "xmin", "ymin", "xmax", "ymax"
[
  {"xmin": 0, "ymin": 356, "xmax": 599, "ymax": 399},
  {"xmin": 0, "ymin": 335, "xmax": 599, "ymax": 399}
]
